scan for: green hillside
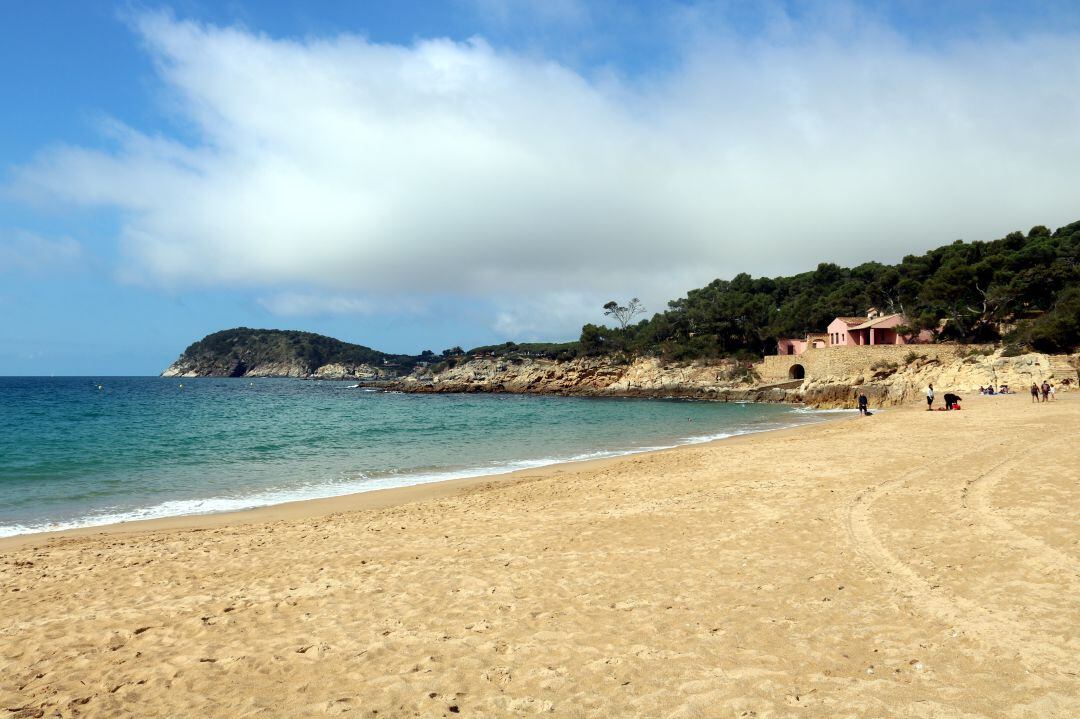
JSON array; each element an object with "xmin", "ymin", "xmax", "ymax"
[
  {"xmin": 174, "ymin": 328, "xmax": 416, "ymax": 376},
  {"xmin": 171, "ymin": 220, "xmax": 1079, "ymax": 377},
  {"xmin": 581, "ymin": 220, "xmax": 1080, "ymax": 359}
]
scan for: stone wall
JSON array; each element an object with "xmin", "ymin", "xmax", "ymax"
[{"xmin": 757, "ymin": 344, "xmax": 978, "ymax": 382}]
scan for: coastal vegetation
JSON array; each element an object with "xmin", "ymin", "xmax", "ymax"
[
  {"xmin": 579, "ymin": 220, "xmax": 1080, "ymax": 359},
  {"xmin": 174, "ymin": 328, "xmax": 419, "ymax": 376},
  {"xmin": 169, "ymin": 220, "xmax": 1078, "ymax": 377}
]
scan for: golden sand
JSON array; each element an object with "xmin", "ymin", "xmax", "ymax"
[{"xmin": 2, "ymin": 395, "xmax": 1078, "ymax": 718}]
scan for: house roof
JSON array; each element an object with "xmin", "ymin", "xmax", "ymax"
[
  {"xmin": 836, "ymin": 316, "xmax": 869, "ymax": 326},
  {"xmin": 847, "ymin": 313, "xmax": 904, "ymax": 331}
]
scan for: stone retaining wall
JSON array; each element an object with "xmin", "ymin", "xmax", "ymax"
[{"xmin": 757, "ymin": 344, "xmax": 978, "ymax": 382}]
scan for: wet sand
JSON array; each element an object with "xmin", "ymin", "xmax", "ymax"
[{"xmin": 2, "ymin": 394, "xmax": 1078, "ymax": 717}]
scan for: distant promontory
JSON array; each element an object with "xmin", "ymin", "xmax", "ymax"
[
  {"xmin": 161, "ymin": 328, "xmax": 417, "ymax": 379},
  {"xmin": 164, "ymin": 220, "xmax": 1079, "ymax": 391}
]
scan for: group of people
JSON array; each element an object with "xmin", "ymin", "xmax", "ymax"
[
  {"xmin": 857, "ymin": 379, "xmax": 1059, "ymax": 414},
  {"xmin": 1030, "ymin": 381, "xmax": 1056, "ymax": 402},
  {"xmin": 925, "ymin": 384, "xmax": 962, "ymax": 410}
]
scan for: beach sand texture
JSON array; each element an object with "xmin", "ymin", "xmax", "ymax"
[{"xmin": 2, "ymin": 395, "xmax": 1078, "ymax": 718}]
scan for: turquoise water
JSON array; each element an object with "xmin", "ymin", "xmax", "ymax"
[{"xmin": 0, "ymin": 377, "xmax": 837, "ymax": 537}]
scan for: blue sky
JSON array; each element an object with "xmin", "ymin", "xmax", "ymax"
[{"xmin": 2, "ymin": 1, "xmax": 1079, "ymax": 375}]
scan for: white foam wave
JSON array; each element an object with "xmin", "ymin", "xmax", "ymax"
[
  {"xmin": 790, "ymin": 406, "xmax": 862, "ymax": 414},
  {"xmin": 0, "ymin": 413, "xmax": 835, "ymax": 538}
]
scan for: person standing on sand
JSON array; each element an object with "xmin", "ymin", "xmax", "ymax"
[
  {"xmin": 1031, "ymin": 383, "xmax": 1040, "ymax": 403},
  {"xmin": 926, "ymin": 384, "xmax": 935, "ymax": 411},
  {"xmin": 858, "ymin": 392, "xmax": 869, "ymax": 415},
  {"xmin": 1049, "ymin": 384, "xmax": 1056, "ymax": 401},
  {"xmin": 1041, "ymin": 381, "xmax": 1051, "ymax": 402}
]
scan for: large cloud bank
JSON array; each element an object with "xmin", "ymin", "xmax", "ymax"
[{"xmin": 12, "ymin": 10, "xmax": 1080, "ymax": 335}]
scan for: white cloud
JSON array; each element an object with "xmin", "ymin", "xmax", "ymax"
[
  {"xmin": 257, "ymin": 292, "xmax": 377, "ymax": 317},
  {"xmin": 493, "ymin": 291, "xmax": 604, "ymax": 338},
  {"xmin": 0, "ymin": 230, "xmax": 84, "ymax": 273},
  {"xmin": 9, "ymin": 9, "xmax": 1080, "ymax": 338},
  {"xmin": 257, "ymin": 291, "xmax": 435, "ymax": 318}
]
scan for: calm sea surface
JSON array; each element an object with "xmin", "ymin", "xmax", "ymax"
[{"xmin": 0, "ymin": 377, "xmax": 839, "ymax": 537}]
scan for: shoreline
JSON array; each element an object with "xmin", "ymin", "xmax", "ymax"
[
  {"xmin": 0, "ymin": 412, "xmax": 850, "ymax": 552},
  {"xmin": 3, "ymin": 393, "xmax": 1077, "ymax": 716}
]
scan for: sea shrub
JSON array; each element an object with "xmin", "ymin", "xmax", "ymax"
[{"xmin": 718, "ymin": 363, "xmax": 761, "ymax": 384}]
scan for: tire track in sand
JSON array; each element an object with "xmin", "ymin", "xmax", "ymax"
[
  {"xmin": 960, "ymin": 447, "xmax": 1080, "ymax": 581},
  {"xmin": 845, "ymin": 449, "xmax": 1076, "ymax": 668}
]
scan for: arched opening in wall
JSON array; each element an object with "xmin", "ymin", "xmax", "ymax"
[{"xmin": 789, "ymin": 364, "xmax": 805, "ymax": 380}]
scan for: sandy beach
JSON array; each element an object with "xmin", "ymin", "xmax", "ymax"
[{"xmin": 2, "ymin": 394, "xmax": 1078, "ymax": 718}]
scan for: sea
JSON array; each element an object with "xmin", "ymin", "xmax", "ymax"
[{"xmin": 0, "ymin": 377, "xmax": 841, "ymax": 538}]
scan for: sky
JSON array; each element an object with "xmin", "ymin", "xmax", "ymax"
[{"xmin": 2, "ymin": 1, "xmax": 1079, "ymax": 375}]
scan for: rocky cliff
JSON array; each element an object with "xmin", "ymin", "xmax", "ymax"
[
  {"xmin": 163, "ymin": 327, "xmax": 1077, "ymax": 408},
  {"xmin": 162, "ymin": 358, "xmax": 394, "ymax": 380},
  {"xmin": 376, "ymin": 355, "xmax": 790, "ymax": 400},
  {"xmin": 798, "ymin": 350, "xmax": 1077, "ymax": 407},
  {"xmin": 371, "ymin": 349, "xmax": 1078, "ymax": 408}
]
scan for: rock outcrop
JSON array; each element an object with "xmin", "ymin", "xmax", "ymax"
[
  {"xmin": 163, "ymin": 326, "xmax": 1078, "ymax": 409},
  {"xmin": 373, "ymin": 356, "xmax": 774, "ymax": 399},
  {"xmin": 162, "ymin": 359, "xmax": 390, "ymax": 380},
  {"xmin": 799, "ymin": 350, "xmax": 1076, "ymax": 407},
  {"xmin": 370, "ymin": 350, "xmax": 1078, "ymax": 408}
]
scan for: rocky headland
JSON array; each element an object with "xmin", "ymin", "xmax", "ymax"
[
  {"xmin": 162, "ymin": 328, "xmax": 1078, "ymax": 408},
  {"xmin": 160, "ymin": 327, "xmax": 411, "ymax": 380},
  {"xmin": 367, "ymin": 350, "xmax": 1078, "ymax": 408}
]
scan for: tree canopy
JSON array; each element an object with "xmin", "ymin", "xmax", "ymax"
[
  {"xmin": 579, "ymin": 220, "xmax": 1080, "ymax": 359},
  {"xmin": 177, "ymin": 221, "xmax": 1079, "ymax": 376},
  {"xmin": 178, "ymin": 328, "xmax": 417, "ymax": 374}
]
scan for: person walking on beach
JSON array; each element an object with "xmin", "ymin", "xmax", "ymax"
[
  {"xmin": 858, "ymin": 392, "xmax": 869, "ymax": 415},
  {"xmin": 926, "ymin": 384, "xmax": 935, "ymax": 411},
  {"xmin": 1049, "ymin": 383, "xmax": 1056, "ymax": 401},
  {"xmin": 1041, "ymin": 381, "xmax": 1051, "ymax": 402},
  {"xmin": 1031, "ymin": 383, "xmax": 1040, "ymax": 403}
]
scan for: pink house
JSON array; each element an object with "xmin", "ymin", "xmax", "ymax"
[
  {"xmin": 778, "ymin": 308, "xmax": 926, "ymax": 356},
  {"xmin": 777, "ymin": 333, "xmax": 828, "ymax": 356},
  {"xmin": 776, "ymin": 338, "xmax": 806, "ymax": 356},
  {"xmin": 827, "ymin": 310, "xmax": 910, "ymax": 346}
]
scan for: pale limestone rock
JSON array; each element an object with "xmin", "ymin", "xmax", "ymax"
[{"xmin": 381, "ymin": 349, "xmax": 1077, "ymax": 409}]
